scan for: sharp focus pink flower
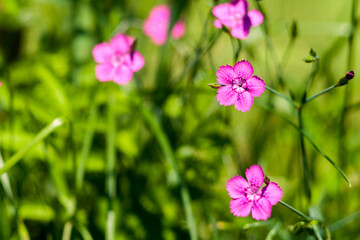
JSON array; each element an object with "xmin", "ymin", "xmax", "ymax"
[
  {"xmin": 92, "ymin": 34, "xmax": 144, "ymax": 85},
  {"xmin": 212, "ymin": 0, "xmax": 264, "ymax": 39},
  {"xmin": 226, "ymin": 165, "xmax": 283, "ymax": 221},
  {"xmin": 216, "ymin": 60, "xmax": 265, "ymax": 112},
  {"xmin": 143, "ymin": 5, "xmax": 186, "ymax": 45}
]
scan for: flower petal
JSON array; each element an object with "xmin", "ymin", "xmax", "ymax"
[
  {"xmin": 245, "ymin": 165, "xmax": 264, "ymax": 189},
  {"xmin": 230, "ymin": 198, "xmax": 252, "ymax": 217},
  {"xmin": 110, "ymin": 34, "xmax": 131, "ymax": 54},
  {"xmin": 231, "ymin": 0, "xmax": 248, "ymax": 16},
  {"xmin": 262, "ymin": 182, "xmax": 283, "ymax": 205},
  {"xmin": 234, "ymin": 60, "xmax": 254, "ymax": 79},
  {"xmin": 230, "ymin": 15, "xmax": 251, "ymax": 39},
  {"xmin": 226, "ymin": 175, "xmax": 249, "ymax": 199},
  {"xmin": 216, "ymin": 65, "xmax": 235, "ymax": 85},
  {"xmin": 214, "ymin": 20, "xmax": 223, "ymax": 29},
  {"xmin": 212, "ymin": 3, "xmax": 229, "ymax": 20},
  {"xmin": 251, "ymin": 197, "xmax": 272, "ymax": 220},
  {"xmin": 113, "ymin": 66, "xmax": 133, "ymax": 85},
  {"xmin": 171, "ymin": 21, "xmax": 186, "ymax": 39},
  {"xmin": 128, "ymin": 51, "xmax": 145, "ymax": 72},
  {"xmin": 92, "ymin": 42, "xmax": 113, "ymax": 63},
  {"xmin": 143, "ymin": 5, "xmax": 170, "ymax": 45},
  {"xmin": 246, "ymin": 76, "xmax": 265, "ymax": 97},
  {"xmin": 248, "ymin": 9, "xmax": 264, "ymax": 27},
  {"xmin": 217, "ymin": 86, "xmax": 237, "ymax": 106},
  {"xmin": 95, "ymin": 63, "xmax": 114, "ymax": 82},
  {"xmin": 234, "ymin": 91, "xmax": 253, "ymax": 112}
]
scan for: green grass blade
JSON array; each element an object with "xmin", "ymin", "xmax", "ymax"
[
  {"xmin": 265, "ymin": 221, "xmax": 282, "ymax": 240},
  {"xmin": 138, "ymin": 100, "xmax": 198, "ymax": 240},
  {"xmin": 328, "ymin": 211, "xmax": 360, "ymax": 232},
  {"xmin": 76, "ymin": 104, "xmax": 98, "ymax": 192},
  {"xmin": 0, "ymin": 118, "xmax": 64, "ymax": 176}
]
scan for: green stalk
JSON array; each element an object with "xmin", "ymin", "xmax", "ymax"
[
  {"xmin": 265, "ymin": 86, "xmax": 296, "ymax": 107},
  {"xmin": 305, "ymin": 84, "xmax": 337, "ymax": 103},
  {"xmin": 106, "ymin": 92, "xmax": 116, "ymax": 240},
  {"xmin": 0, "ymin": 118, "xmax": 63, "ymax": 176},
  {"xmin": 297, "ymin": 108, "xmax": 311, "ymax": 200},
  {"xmin": 139, "ymin": 101, "xmax": 198, "ymax": 240},
  {"xmin": 279, "ymin": 201, "xmax": 311, "ymax": 221},
  {"xmin": 76, "ymin": 105, "xmax": 98, "ymax": 192}
]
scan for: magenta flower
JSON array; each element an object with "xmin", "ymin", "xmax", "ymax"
[
  {"xmin": 143, "ymin": 5, "xmax": 186, "ymax": 45},
  {"xmin": 212, "ymin": 0, "xmax": 264, "ymax": 39},
  {"xmin": 226, "ymin": 165, "xmax": 283, "ymax": 220},
  {"xmin": 92, "ymin": 33, "xmax": 144, "ymax": 85},
  {"xmin": 216, "ymin": 60, "xmax": 265, "ymax": 112}
]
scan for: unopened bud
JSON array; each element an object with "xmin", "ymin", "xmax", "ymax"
[
  {"xmin": 337, "ymin": 70, "xmax": 355, "ymax": 86},
  {"xmin": 264, "ymin": 176, "xmax": 270, "ymax": 185},
  {"xmin": 208, "ymin": 83, "xmax": 222, "ymax": 89},
  {"xmin": 345, "ymin": 70, "xmax": 355, "ymax": 80}
]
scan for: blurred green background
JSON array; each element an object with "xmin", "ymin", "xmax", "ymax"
[{"xmin": 0, "ymin": 0, "xmax": 359, "ymax": 239}]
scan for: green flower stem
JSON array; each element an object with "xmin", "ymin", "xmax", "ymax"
[
  {"xmin": 305, "ymin": 84, "xmax": 337, "ymax": 103},
  {"xmin": 298, "ymin": 108, "xmax": 311, "ymax": 200},
  {"xmin": 0, "ymin": 117, "xmax": 64, "ymax": 176},
  {"xmin": 265, "ymin": 86, "xmax": 296, "ymax": 107},
  {"xmin": 138, "ymin": 100, "xmax": 198, "ymax": 240},
  {"xmin": 279, "ymin": 201, "xmax": 312, "ymax": 221},
  {"xmin": 106, "ymin": 92, "xmax": 116, "ymax": 240}
]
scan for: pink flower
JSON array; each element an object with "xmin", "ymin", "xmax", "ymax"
[
  {"xmin": 216, "ymin": 60, "xmax": 265, "ymax": 112},
  {"xmin": 226, "ymin": 165, "xmax": 283, "ymax": 221},
  {"xmin": 92, "ymin": 34, "xmax": 145, "ymax": 85},
  {"xmin": 143, "ymin": 5, "xmax": 186, "ymax": 45},
  {"xmin": 212, "ymin": 0, "xmax": 264, "ymax": 39}
]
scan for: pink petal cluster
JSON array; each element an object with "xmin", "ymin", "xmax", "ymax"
[
  {"xmin": 216, "ymin": 60, "xmax": 265, "ymax": 112},
  {"xmin": 143, "ymin": 5, "xmax": 186, "ymax": 45},
  {"xmin": 212, "ymin": 0, "xmax": 264, "ymax": 39},
  {"xmin": 226, "ymin": 165, "xmax": 283, "ymax": 220},
  {"xmin": 92, "ymin": 34, "xmax": 145, "ymax": 85}
]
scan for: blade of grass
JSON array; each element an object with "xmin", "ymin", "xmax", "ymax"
[
  {"xmin": 0, "ymin": 117, "xmax": 64, "ymax": 176},
  {"xmin": 138, "ymin": 100, "xmax": 198, "ymax": 240},
  {"xmin": 328, "ymin": 211, "xmax": 360, "ymax": 232},
  {"xmin": 312, "ymin": 223, "xmax": 323, "ymax": 240},
  {"xmin": 106, "ymin": 92, "xmax": 116, "ymax": 240},
  {"xmin": 265, "ymin": 221, "xmax": 282, "ymax": 240},
  {"xmin": 62, "ymin": 221, "xmax": 73, "ymax": 240},
  {"xmin": 76, "ymin": 104, "xmax": 98, "ymax": 192}
]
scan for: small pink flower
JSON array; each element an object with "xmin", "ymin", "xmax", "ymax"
[
  {"xmin": 92, "ymin": 34, "xmax": 144, "ymax": 85},
  {"xmin": 216, "ymin": 60, "xmax": 265, "ymax": 112},
  {"xmin": 212, "ymin": 0, "xmax": 264, "ymax": 39},
  {"xmin": 143, "ymin": 5, "xmax": 186, "ymax": 45},
  {"xmin": 226, "ymin": 165, "xmax": 283, "ymax": 221}
]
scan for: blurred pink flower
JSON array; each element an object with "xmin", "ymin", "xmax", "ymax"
[
  {"xmin": 212, "ymin": 0, "xmax": 263, "ymax": 39},
  {"xmin": 216, "ymin": 60, "xmax": 265, "ymax": 112},
  {"xmin": 226, "ymin": 165, "xmax": 283, "ymax": 221},
  {"xmin": 92, "ymin": 34, "xmax": 144, "ymax": 85},
  {"xmin": 143, "ymin": 5, "xmax": 185, "ymax": 45}
]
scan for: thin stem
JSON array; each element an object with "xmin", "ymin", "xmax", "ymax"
[
  {"xmin": 106, "ymin": 92, "xmax": 116, "ymax": 240},
  {"xmin": 265, "ymin": 85, "xmax": 296, "ymax": 107},
  {"xmin": 298, "ymin": 109, "xmax": 311, "ymax": 200},
  {"xmin": 305, "ymin": 84, "xmax": 337, "ymax": 103},
  {"xmin": 0, "ymin": 118, "xmax": 64, "ymax": 176},
  {"xmin": 279, "ymin": 201, "xmax": 312, "ymax": 221}
]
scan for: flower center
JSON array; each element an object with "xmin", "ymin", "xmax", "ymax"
[
  {"xmin": 231, "ymin": 77, "xmax": 247, "ymax": 93},
  {"xmin": 111, "ymin": 54, "xmax": 126, "ymax": 68},
  {"xmin": 245, "ymin": 186, "xmax": 261, "ymax": 202}
]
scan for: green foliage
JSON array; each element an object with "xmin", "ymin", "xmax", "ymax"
[{"xmin": 0, "ymin": 0, "xmax": 359, "ymax": 239}]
